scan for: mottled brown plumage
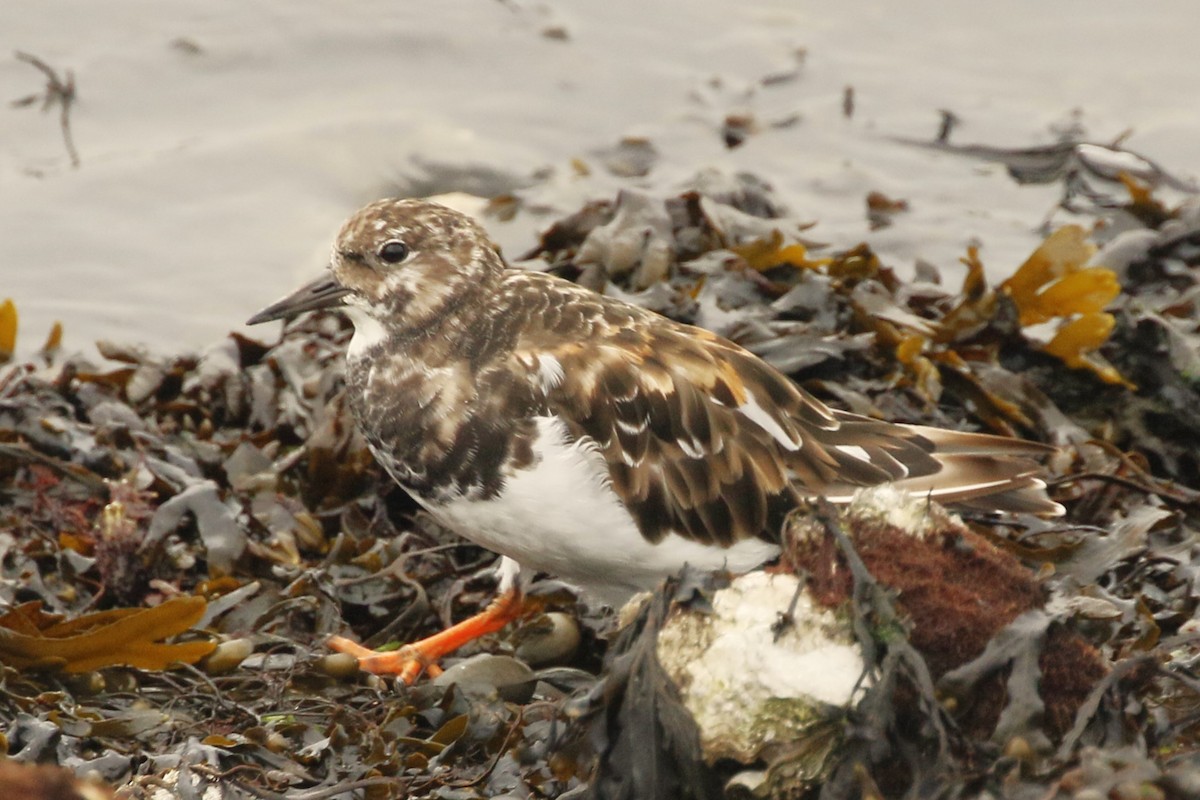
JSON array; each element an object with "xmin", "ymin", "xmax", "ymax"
[{"xmin": 250, "ymin": 198, "xmax": 1062, "ymax": 603}]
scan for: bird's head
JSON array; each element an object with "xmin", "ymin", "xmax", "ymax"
[{"xmin": 247, "ymin": 198, "xmax": 503, "ymax": 344}]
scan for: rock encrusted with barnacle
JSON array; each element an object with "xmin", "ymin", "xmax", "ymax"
[{"xmin": 652, "ymin": 487, "xmax": 1109, "ymax": 797}]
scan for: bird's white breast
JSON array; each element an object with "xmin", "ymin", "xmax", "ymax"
[{"xmin": 421, "ymin": 416, "xmax": 780, "ymax": 606}]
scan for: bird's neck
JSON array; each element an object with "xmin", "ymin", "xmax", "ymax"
[{"xmin": 348, "ymin": 276, "xmax": 511, "ymax": 370}]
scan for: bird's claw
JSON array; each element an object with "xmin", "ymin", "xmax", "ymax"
[{"xmin": 327, "ymin": 635, "xmax": 444, "ymax": 684}]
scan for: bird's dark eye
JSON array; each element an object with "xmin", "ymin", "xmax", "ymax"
[{"xmin": 378, "ymin": 240, "xmax": 410, "ymax": 264}]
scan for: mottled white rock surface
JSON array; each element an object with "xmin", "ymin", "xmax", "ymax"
[{"xmin": 656, "ymin": 570, "xmax": 864, "ymax": 763}]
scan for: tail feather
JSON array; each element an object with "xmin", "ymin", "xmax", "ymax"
[
  {"xmin": 903, "ymin": 425, "xmax": 1058, "ymax": 458},
  {"xmin": 814, "ymin": 418, "xmax": 1064, "ymax": 516},
  {"xmin": 890, "ymin": 453, "xmax": 1063, "ymax": 516}
]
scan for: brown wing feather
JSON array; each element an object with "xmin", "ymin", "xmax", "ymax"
[{"xmin": 504, "ymin": 271, "xmax": 1059, "ymax": 550}]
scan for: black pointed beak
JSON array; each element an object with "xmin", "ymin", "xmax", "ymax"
[{"xmin": 246, "ymin": 274, "xmax": 352, "ymax": 325}]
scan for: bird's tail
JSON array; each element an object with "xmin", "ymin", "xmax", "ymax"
[{"xmin": 892, "ymin": 426, "xmax": 1064, "ymax": 516}]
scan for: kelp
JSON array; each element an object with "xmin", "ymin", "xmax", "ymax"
[
  {"xmin": 0, "ymin": 597, "xmax": 212, "ymax": 673},
  {"xmin": 1001, "ymin": 225, "xmax": 1132, "ymax": 388},
  {"xmin": 0, "ymin": 299, "xmax": 16, "ymax": 363},
  {"xmin": 1, "ymin": 167, "xmax": 1198, "ymax": 798}
]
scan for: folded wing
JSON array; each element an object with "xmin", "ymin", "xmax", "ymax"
[{"xmin": 508, "ymin": 276, "xmax": 1061, "ymax": 549}]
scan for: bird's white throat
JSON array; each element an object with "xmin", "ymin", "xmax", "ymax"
[{"xmin": 344, "ymin": 306, "xmax": 389, "ymax": 359}]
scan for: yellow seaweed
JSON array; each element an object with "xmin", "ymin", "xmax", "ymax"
[
  {"xmin": 1043, "ymin": 313, "xmax": 1136, "ymax": 389},
  {"xmin": 0, "ymin": 596, "xmax": 215, "ymax": 673},
  {"xmin": 731, "ymin": 230, "xmax": 827, "ymax": 272},
  {"xmin": 0, "ymin": 298, "xmax": 16, "ymax": 362},
  {"xmin": 1001, "ymin": 226, "xmax": 1132, "ymax": 388}
]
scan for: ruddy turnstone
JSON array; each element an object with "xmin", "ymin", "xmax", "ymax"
[{"xmin": 248, "ymin": 198, "xmax": 1063, "ymax": 682}]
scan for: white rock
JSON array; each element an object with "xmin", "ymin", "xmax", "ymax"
[{"xmin": 656, "ymin": 571, "xmax": 865, "ymax": 763}]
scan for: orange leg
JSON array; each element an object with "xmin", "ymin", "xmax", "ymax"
[{"xmin": 328, "ymin": 589, "xmax": 525, "ymax": 684}]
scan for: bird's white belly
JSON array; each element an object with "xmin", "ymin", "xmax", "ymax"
[{"xmin": 423, "ymin": 416, "xmax": 780, "ymax": 606}]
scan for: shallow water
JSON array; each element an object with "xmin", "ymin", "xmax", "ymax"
[{"xmin": 2, "ymin": 0, "xmax": 1197, "ymax": 355}]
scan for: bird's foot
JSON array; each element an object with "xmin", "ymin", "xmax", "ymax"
[
  {"xmin": 327, "ymin": 589, "xmax": 525, "ymax": 685},
  {"xmin": 326, "ymin": 636, "xmax": 446, "ymax": 683}
]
